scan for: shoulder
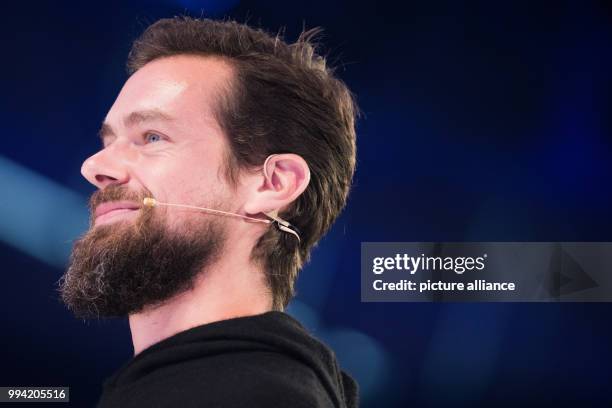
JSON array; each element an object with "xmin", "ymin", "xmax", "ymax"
[
  {"xmin": 207, "ymin": 350, "xmax": 335, "ymax": 407},
  {"xmin": 127, "ymin": 350, "xmax": 335, "ymax": 408}
]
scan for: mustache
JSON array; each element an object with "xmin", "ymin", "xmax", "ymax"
[{"xmin": 88, "ymin": 185, "xmax": 151, "ymax": 216}]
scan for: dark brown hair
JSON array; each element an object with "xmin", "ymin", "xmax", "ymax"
[{"xmin": 127, "ymin": 17, "xmax": 357, "ymax": 310}]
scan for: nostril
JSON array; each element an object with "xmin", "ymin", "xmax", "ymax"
[{"xmin": 95, "ymin": 174, "xmax": 118, "ymax": 183}]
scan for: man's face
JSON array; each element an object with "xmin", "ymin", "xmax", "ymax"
[{"xmin": 60, "ymin": 56, "xmax": 238, "ymax": 318}]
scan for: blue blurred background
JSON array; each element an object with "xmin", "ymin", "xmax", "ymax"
[{"xmin": 1, "ymin": 1, "xmax": 611, "ymax": 406}]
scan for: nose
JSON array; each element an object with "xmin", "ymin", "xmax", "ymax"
[{"xmin": 81, "ymin": 143, "xmax": 132, "ymax": 189}]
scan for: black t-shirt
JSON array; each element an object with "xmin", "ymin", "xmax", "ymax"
[{"xmin": 97, "ymin": 311, "xmax": 359, "ymax": 407}]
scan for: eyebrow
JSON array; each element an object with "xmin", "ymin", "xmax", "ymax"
[{"xmin": 98, "ymin": 109, "xmax": 175, "ymax": 145}]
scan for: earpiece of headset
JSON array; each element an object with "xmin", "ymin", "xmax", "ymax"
[{"xmin": 262, "ymin": 154, "xmax": 301, "ymax": 242}]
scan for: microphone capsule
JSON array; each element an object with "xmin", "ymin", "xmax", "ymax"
[{"xmin": 143, "ymin": 197, "xmax": 157, "ymax": 207}]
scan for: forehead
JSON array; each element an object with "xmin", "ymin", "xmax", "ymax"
[{"xmin": 106, "ymin": 55, "xmax": 233, "ymax": 126}]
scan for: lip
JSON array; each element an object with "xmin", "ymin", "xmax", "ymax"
[
  {"xmin": 94, "ymin": 208, "xmax": 140, "ymax": 226},
  {"xmin": 94, "ymin": 201, "xmax": 141, "ymax": 222}
]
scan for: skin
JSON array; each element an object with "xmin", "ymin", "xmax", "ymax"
[{"xmin": 80, "ymin": 55, "xmax": 310, "ymax": 355}]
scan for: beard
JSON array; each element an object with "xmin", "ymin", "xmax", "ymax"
[{"xmin": 59, "ymin": 185, "xmax": 226, "ymax": 319}]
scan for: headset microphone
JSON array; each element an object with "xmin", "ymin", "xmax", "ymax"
[{"xmin": 142, "ymin": 197, "xmax": 301, "ymax": 242}]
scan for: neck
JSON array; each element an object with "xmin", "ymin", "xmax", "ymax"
[{"xmin": 128, "ymin": 235, "xmax": 272, "ymax": 356}]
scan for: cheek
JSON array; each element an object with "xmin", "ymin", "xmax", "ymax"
[
  {"xmin": 146, "ymin": 157, "xmax": 224, "ymax": 206},
  {"xmin": 136, "ymin": 136, "xmax": 230, "ymax": 206},
  {"xmin": 140, "ymin": 161, "xmax": 176, "ymax": 200},
  {"xmin": 175, "ymin": 145, "xmax": 229, "ymax": 200}
]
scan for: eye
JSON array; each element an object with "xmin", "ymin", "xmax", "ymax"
[{"xmin": 144, "ymin": 133, "xmax": 164, "ymax": 144}]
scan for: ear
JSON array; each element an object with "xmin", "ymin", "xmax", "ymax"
[{"xmin": 242, "ymin": 153, "xmax": 311, "ymax": 216}]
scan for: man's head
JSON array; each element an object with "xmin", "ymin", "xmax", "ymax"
[{"xmin": 60, "ymin": 17, "xmax": 357, "ymax": 316}]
